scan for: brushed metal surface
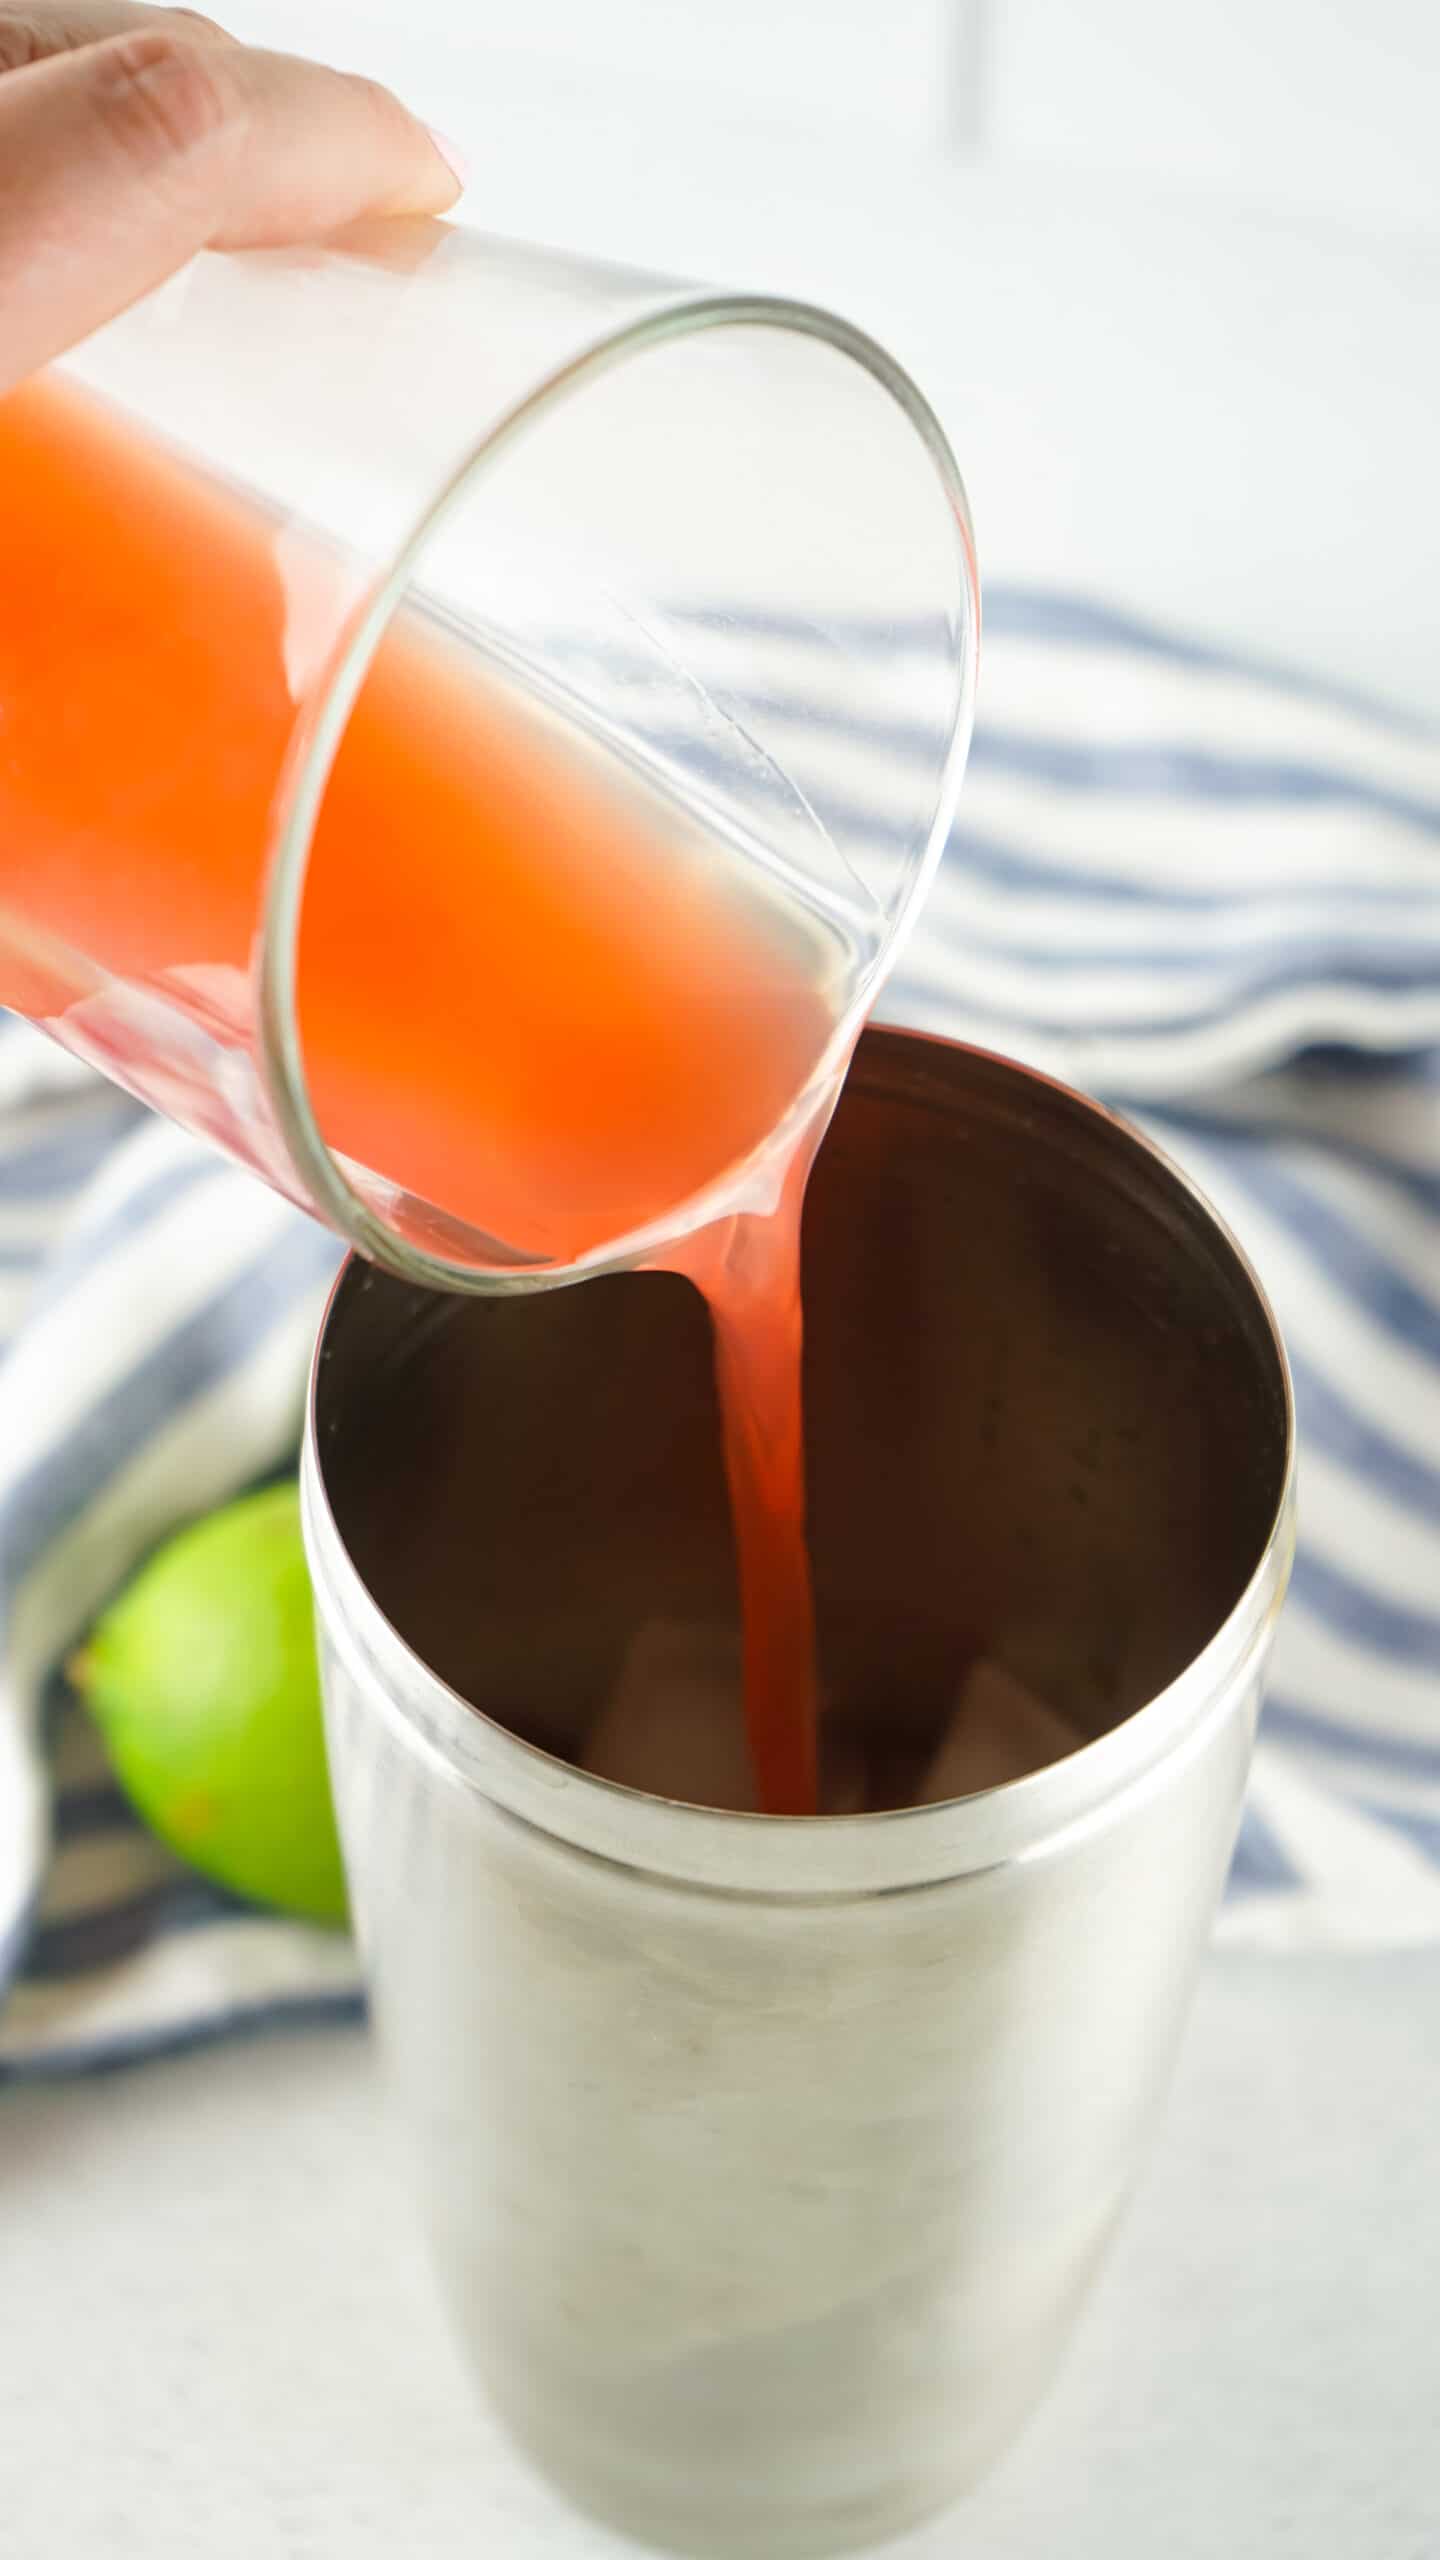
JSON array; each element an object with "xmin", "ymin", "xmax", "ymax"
[{"xmin": 303, "ymin": 1026, "xmax": 1293, "ymax": 2556}]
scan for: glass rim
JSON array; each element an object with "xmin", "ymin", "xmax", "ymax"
[{"xmin": 257, "ymin": 288, "xmax": 980, "ymax": 1297}]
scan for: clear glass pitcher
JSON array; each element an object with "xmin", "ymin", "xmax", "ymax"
[{"xmin": 0, "ymin": 218, "xmax": 978, "ymax": 1293}]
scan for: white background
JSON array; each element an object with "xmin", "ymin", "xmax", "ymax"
[{"xmin": 219, "ymin": 0, "xmax": 1440, "ymax": 720}]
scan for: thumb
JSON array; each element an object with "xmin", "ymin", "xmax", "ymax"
[{"xmin": 0, "ymin": 26, "xmax": 462, "ymax": 395}]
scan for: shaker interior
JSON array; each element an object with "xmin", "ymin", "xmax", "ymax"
[{"xmin": 313, "ymin": 1029, "xmax": 1290, "ymax": 1793}]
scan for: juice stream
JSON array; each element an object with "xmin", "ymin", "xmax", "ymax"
[
  {"xmin": 0, "ymin": 373, "xmax": 844, "ymax": 1809},
  {"xmin": 663, "ymin": 1098, "xmax": 839, "ymax": 1819}
]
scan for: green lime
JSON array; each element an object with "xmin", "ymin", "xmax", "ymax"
[{"xmin": 74, "ymin": 1482, "xmax": 347, "ymax": 1926}]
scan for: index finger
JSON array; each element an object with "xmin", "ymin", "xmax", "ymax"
[
  {"xmin": 0, "ymin": 24, "xmax": 463, "ymax": 394},
  {"xmin": 0, "ymin": 3, "xmax": 237, "ymax": 70}
]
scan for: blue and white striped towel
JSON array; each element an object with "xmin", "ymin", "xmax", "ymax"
[{"xmin": 3, "ymin": 586, "xmax": 1440, "ymax": 2083}]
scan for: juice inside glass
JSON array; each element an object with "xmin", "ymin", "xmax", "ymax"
[
  {"xmin": 0, "ymin": 225, "xmax": 977, "ymax": 1811},
  {"xmin": 1, "ymin": 374, "xmax": 847, "ymax": 1270}
]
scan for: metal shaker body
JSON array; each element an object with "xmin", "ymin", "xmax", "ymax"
[{"xmin": 302, "ymin": 1027, "xmax": 1293, "ymax": 2558}]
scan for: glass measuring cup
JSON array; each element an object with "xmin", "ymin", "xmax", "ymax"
[{"xmin": 0, "ymin": 219, "xmax": 977, "ymax": 1292}]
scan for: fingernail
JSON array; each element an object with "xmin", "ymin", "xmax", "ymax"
[{"xmin": 425, "ymin": 126, "xmax": 469, "ymax": 196}]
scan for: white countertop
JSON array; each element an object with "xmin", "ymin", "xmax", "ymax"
[{"xmin": 3, "ymin": 1950, "xmax": 1434, "ymax": 2557}]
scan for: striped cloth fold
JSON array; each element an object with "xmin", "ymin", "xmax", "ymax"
[{"xmin": 3, "ymin": 586, "xmax": 1439, "ymax": 2082}]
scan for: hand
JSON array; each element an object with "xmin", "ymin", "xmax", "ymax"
[{"xmin": 0, "ymin": 2, "xmax": 463, "ymax": 397}]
